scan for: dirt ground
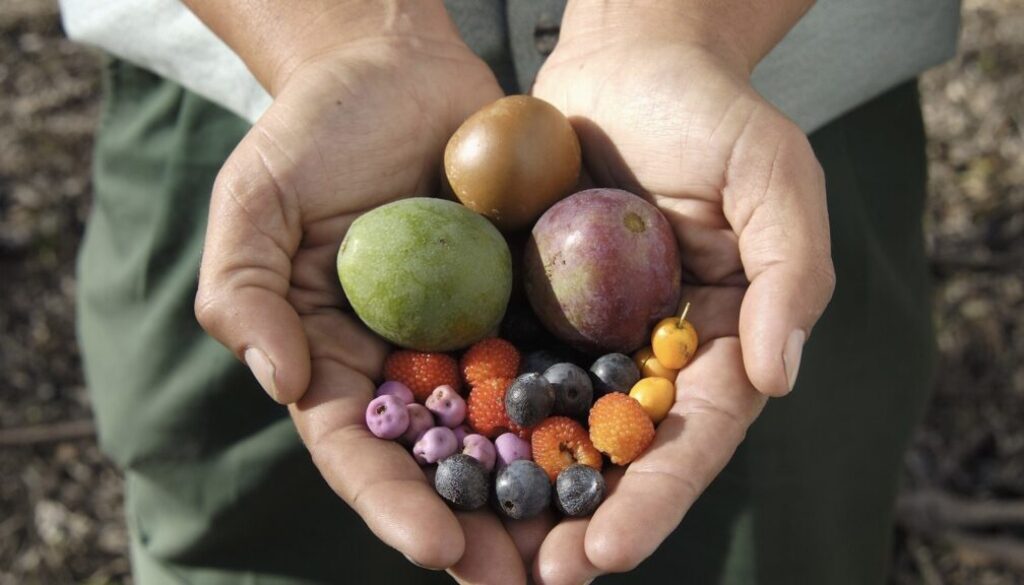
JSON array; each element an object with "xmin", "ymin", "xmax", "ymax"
[{"xmin": 0, "ymin": 0, "xmax": 1021, "ymax": 583}]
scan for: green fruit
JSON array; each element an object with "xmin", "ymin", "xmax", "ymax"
[{"xmin": 337, "ymin": 198, "xmax": 512, "ymax": 351}]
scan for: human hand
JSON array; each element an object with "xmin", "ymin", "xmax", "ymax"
[
  {"xmin": 529, "ymin": 3, "xmax": 835, "ymax": 582},
  {"xmin": 190, "ymin": 2, "xmax": 551, "ymax": 580}
]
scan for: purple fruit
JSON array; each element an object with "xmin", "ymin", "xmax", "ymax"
[
  {"xmin": 365, "ymin": 395, "xmax": 410, "ymax": 440},
  {"xmin": 462, "ymin": 434, "xmax": 497, "ymax": 472},
  {"xmin": 524, "ymin": 188, "xmax": 681, "ymax": 353},
  {"xmin": 413, "ymin": 427, "xmax": 458, "ymax": 465},
  {"xmin": 589, "ymin": 353, "xmax": 641, "ymax": 396},
  {"xmin": 505, "ymin": 373, "xmax": 555, "ymax": 428},
  {"xmin": 555, "ymin": 463, "xmax": 605, "ymax": 517},
  {"xmin": 543, "ymin": 362, "xmax": 593, "ymax": 419},
  {"xmin": 400, "ymin": 403, "xmax": 434, "ymax": 446},
  {"xmin": 425, "ymin": 384, "xmax": 467, "ymax": 428},
  {"xmin": 452, "ymin": 424, "xmax": 472, "ymax": 446},
  {"xmin": 375, "ymin": 380, "xmax": 415, "ymax": 405},
  {"xmin": 435, "ymin": 454, "xmax": 489, "ymax": 510},
  {"xmin": 495, "ymin": 460, "xmax": 550, "ymax": 520},
  {"xmin": 495, "ymin": 432, "xmax": 532, "ymax": 468}
]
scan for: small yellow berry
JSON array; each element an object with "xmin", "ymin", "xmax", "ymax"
[
  {"xmin": 628, "ymin": 377, "xmax": 676, "ymax": 424},
  {"xmin": 651, "ymin": 303, "xmax": 699, "ymax": 370},
  {"xmin": 633, "ymin": 346, "xmax": 679, "ymax": 382}
]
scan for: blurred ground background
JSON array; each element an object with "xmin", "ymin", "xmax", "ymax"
[{"xmin": 0, "ymin": 0, "xmax": 1021, "ymax": 583}]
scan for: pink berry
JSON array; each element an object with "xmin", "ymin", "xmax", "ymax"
[
  {"xmin": 425, "ymin": 384, "xmax": 467, "ymax": 428},
  {"xmin": 462, "ymin": 434, "xmax": 496, "ymax": 472},
  {"xmin": 452, "ymin": 424, "xmax": 472, "ymax": 446},
  {"xmin": 376, "ymin": 381, "xmax": 414, "ymax": 405},
  {"xmin": 365, "ymin": 395, "xmax": 410, "ymax": 440},
  {"xmin": 495, "ymin": 432, "xmax": 531, "ymax": 467},
  {"xmin": 413, "ymin": 427, "xmax": 458, "ymax": 465},
  {"xmin": 400, "ymin": 403, "xmax": 434, "ymax": 446}
]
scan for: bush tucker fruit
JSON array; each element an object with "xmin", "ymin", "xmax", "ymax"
[
  {"xmin": 495, "ymin": 432, "xmax": 532, "ymax": 468},
  {"xmin": 505, "ymin": 373, "xmax": 555, "ymax": 428},
  {"xmin": 426, "ymin": 385, "xmax": 467, "ymax": 428},
  {"xmin": 543, "ymin": 362, "xmax": 593, "ymax": 419},
  {"xmin": 413, "ymin": 426, "xmax": 459, "ymax": 465},
  {"xmin": 589, "ymin": 393, "xmax": 656, "ymax": 465},
  {"xmin": 467, "ymin": 377, "xmax": 514, "ymax": 438},
  {"xmin": 445, "ymin": 95, "xmax": 581, "ymax": 231},
  {"xmin": 555, "ymin": 464, "xmax": 606, "ymax": 517},
  {"xmin": 589, "ymin": 353, "xmax": 641, "ymax": 396},
  {"xmin": 651, "ymin": 302, "xmax": 699, "ymax": 369},
  {"xmin": 531, "ymin": 416, "xmax": 602, "ymax": 481},
  {"xmin": 337, "ymin": 198, "xmax": 512, "ymax": 351},
  {"xmin": 400, "ymin": 403, "xmax": 435, "ymax": 446},
  {"xmin": 629, "ymin": 377, "xmax": 676, "ymax": 423},
  {"xmin": 461, "ymin": 337, "xmax": 520, "ymax": 386},
  {"xmin": 494, "ymin": 460, "xmax": 551, "ymax": 520},
  {"xmin": 524, "ymin": 189, "xmax": 681, "ymax": 353},
  {"xmin": 435, "ymin": 454, "xmax": 490, "ymax": 510},
  {"xmin": 384, "ymin": 351, "xmax": 462, "ymax": 402},
  {"xmin": 633, "ymin": 346, "xmax": 679, "ymax": 381},
  {"xmin": 365, "ymin": 395, "xmax": 410, "ymax": 440},
  {"xmin": 462, "ymin": 434, "xmax": 497, "ymax": 472},
  {"xmin": 375, "ymin": 381, "xmax": 415, "ymax": 405}
]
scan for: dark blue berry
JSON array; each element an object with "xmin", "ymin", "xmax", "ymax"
[
  {"xmin": 543, "ymin": 362, "xmax": 593, "ymax": 419},
  {"xmin": 589, "ymin": 353, "xmax": 640, "ymax": 396},
  {"xmin": 555, "ymin": 464, "xmax": 605, "ymax": 517},
  {"xmin": 520, "ymin": 349, "xmax": 562, "ymax": 375},
  {"xmin": 504, "ymin": 373, "xmax": 555, "ymax": 428},
  {"xmin": 495, "ymin": 460, "xmax": 551, "ymax": 520},
  {"xmin": 435, "ymin": 454, "xmax": 489, "ymax": 510}
]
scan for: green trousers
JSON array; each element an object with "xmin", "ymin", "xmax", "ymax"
[{"xmin": 77, "ymin": 58, "xmax": 934, "ymax": 584}]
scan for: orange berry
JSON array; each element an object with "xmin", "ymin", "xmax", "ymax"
[
  {"xmin": 467, "ymin": 377, "xmax": 513, "ymax": 438},
  {"xmin": 628, "ymin": 377, "xmax": 675, "ymax": 423},
  {"xmin": 589, "ymin": 393, "xmax": 655, "ymax": 465},
  {"xmin": 633, "ymin": 346, "xmax": 679, "ymax": 382},
  {"xmin": 531, "ymin": 416, "xmax": 603, "ymax": 482},
  {"xmin": 384, "ymin": 350, "xmax": 462, "ymax": 402},
  {"xmin": 461, "ymin": 338, "xmax": 520, "ymax": 387},
  {"xmin": 651, "ymin": 303, "xmax": 698, "ymax": 370}
]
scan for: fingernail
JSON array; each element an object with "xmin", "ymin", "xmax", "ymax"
[
  {"xmin": 783, "ymin": 329, "xmax": 806, "ymax": 392},
  {"xmin": 244, "ymin": 347, "xmax": 279, "ymax": 401}
]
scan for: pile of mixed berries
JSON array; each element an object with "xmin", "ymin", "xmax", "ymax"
[{"xmin": 364, "ymin": 305, "xmax": 698, "ymax": 519}]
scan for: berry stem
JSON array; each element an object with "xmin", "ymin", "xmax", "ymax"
[{"xmin": 678, "ymin": 302, "xmax": 691, "ymax": 328}]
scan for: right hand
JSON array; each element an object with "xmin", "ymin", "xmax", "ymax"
[{"xmin": 194, "ymin": 36, "xmax": 548, "ymax": 582}]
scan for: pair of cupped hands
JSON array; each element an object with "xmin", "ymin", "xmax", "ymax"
[{"xmin": 192, "ymin": 7, "xmax": 835, "ymax": 584}]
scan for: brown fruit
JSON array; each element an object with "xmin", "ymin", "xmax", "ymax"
[{"xmin": 444, "ymin": 95, "xmax": 581, "ymax": 232}]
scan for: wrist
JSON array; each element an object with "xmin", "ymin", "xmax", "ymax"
[
  {"xmin": 558, "ymin": 0, "xmax": 814, "ymax": 76},
  {"xmin": 184, "ymin": 0, "xmax": 463, "ymax": 95}
]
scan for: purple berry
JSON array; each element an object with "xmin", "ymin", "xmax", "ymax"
[
  {"xmin": 375, "ymin": 380, "xmax": 415, "ymax": 404},
  {"xmin": 452, "ymin": 424, "xmax": 472, "ymax": 446},
  {"xmin": 543, "ymin": 363, "xmax": 593, "ymax": 419},
  {"xmin": 589, "ymin": 353, "xmax": 641, "ymax": 396},
  {"xmin": 425, "ymin": 384, "xmax": 467, "ymax": 428},
  {"xmin": 400, "ymin": 403, "xmax": 434, "ymax": 446},
  {"xmin": 435, "ymin": 454, "xmax": 489, "ymax": 510},
  {"xmin": 461, "ymin": 434, "xmax": 496, "ymax": 472},
  {"xmin": 365, "ymin": 395, "xmax": 410, "ymax": 440},
  {"xmin": 413, "ymin": 426, "xmax": 458, "ymax": 465},
  {"xmin": 505, "ymin": 373, "xmax": 555, "ymax": 427},
  {"xmin": 555, "ymin": 464, "xmax": 605, "ymax": 517},
  {"xmin": 495, "ymin": 460, "xmax": 550, "ymax": 520},
  {"xmin": 494, "ymin": 432, "xmax": 531, "ymax": 468}
]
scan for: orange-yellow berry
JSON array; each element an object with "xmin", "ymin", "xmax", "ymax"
[
  {"xmin": 588, "ymin": 393, "xmax": 655, "ymax": 465},
  {"xmin": 531, "ymin": 416, "xmax": 603, "ymax": 482},
  {"xmin": 633, "ymin": 346, "xmax": 679, "ymax": 382},
  {"xmin": 628, "ymin": 377, "xmax": 675, "ymax": 423},
  {"xmin": 650, "ymin": 304, "xmax": 698, "ymax": 370}
]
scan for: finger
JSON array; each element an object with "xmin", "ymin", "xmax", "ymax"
[
  {"xmin": 722, "ymin": 112, "xmax": 835, "ymax": 396},
  {"xmin": 503, "ymin": 508, "xmax": 556, "ymax": 570},
  {"xmin": 533, "ymin": 469, "xmax": 623, "ymax": 585},
  {"xmin": 583, "ymin": 339, "xmax": 766, "ymax": 573},
  {"xmin": 449, "ymin": 511, "xmax": 527, "ymax": 585},
  {"xmin": 195, "ymin": 131, "xmax": 309, "ymax": 403},
  {"xmin": 290, "ymin": 350, "xmax": 465, "ymax": 569},
  {"xmin": 534, "ymin": 518, "xmax": 598, "ymax": 585}
]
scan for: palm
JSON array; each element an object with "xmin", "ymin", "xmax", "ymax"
[
  {"xmin": 529, "ymin": 42, "xmax": 830, "ymax": 581},
  {"xmin": 197, "ymin": 41, "xmax": 550, "ymax": 579}
]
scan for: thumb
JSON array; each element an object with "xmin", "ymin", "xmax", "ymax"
[
  {"xmin": 724, "ymin": 112, "xmax": 835, "ymax": 397},
  {"xmin": 195, "ymin": 130, "xmax": 310, "ymax": 403}
]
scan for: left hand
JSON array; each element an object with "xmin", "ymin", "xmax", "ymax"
[{"xmin": 529, "ymin": 19, "xmax": 836, "ymax": 585}]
